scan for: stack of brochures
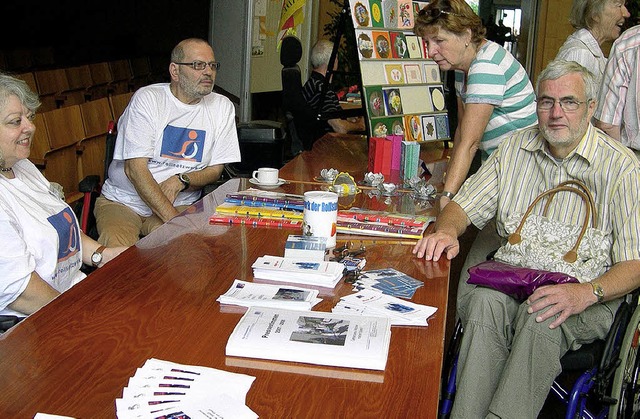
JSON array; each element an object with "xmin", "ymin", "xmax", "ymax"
[
  {"xmin": 217, "ymin": 280, "xmax": 322, "ymax": 311},
  {"xmin": 283, "ymin": 235, "xmax": 328, "ymax": 261},
  {"xmin": 252, "ymin": 255, "xmax": 344, "ymax": 288},
  {"xmin": 333, "ymin": 289, "xmax": 438, "ymax": 326},
  {"xmin": 115, "ymin": 358, "xmax": 257, "ymax": 419},
  {"xmin": 351, "ymin": 268, "xmax": 424, "ymax": 298},
  {"xmin": 226, "ymin": 307, "xmax": 392, "ymax": 371}
]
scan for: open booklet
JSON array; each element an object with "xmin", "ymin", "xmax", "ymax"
[{"xmin": 226, "ymin": 307, "xmax": 392, "ymax": 371}]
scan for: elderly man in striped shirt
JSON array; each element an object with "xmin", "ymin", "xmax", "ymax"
[{"xmin": 413, "ymin": 60, "xmax": 640, "ymax": 418}]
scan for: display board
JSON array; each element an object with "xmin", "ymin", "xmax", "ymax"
[{"xmin": 349, "ymin": 0, "xmax": 450, "ymax": 143}]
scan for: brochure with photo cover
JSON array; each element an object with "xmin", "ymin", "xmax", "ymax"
[
  {"xmin": 252, "ymin": 255, "xmax": 344, "ymax": 288},
  {"xmin": 217, "ymin": 280, "xmax": 322, "ymax": 311},
  {"xmin": 226, "ymin": 307, "xmax": 392, "ymax": 370}
]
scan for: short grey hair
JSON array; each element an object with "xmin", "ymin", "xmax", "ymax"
[
  {"xmin": 310, "ymin": 40, "xmax": 334, "ymax": 69},
  {"xmin": 0, "ymin": 72, "xmax": 41, "ymax": 113},
  {"xmin": 569, "ymin": 0, "xmax": 608, "ymax": 30},
  {"xmin": 536, "ymin": 60, "xmax": 598, "ymax": 101}
]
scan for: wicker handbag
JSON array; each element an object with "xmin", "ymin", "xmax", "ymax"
[{"xmin": 493, "ymin": 180, "xmax": 611, "ymax": 283}]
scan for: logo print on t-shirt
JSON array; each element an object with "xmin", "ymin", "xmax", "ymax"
[
  {"xmin": 47, "ymin": 207, "xmax": 80, "ymax": 262},
  {"xmin": 160, "ymin": 125, "xmax": 205, "ymax": 162}
]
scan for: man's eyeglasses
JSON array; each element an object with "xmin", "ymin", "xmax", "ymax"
[
  {"xmin": 418, "ymin": 7, "xmax": 463, "ymax": 20},
  {"xmin": 536, "ymin": 98, "xmax": 589, "ymax": 112},
  {"xmin": 173, "ymin": 61, "xmax": 221, "ymax": 71}
]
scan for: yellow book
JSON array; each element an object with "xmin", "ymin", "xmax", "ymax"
[{"xmin": 215, "ymin": 202, "xmax": 303, "ymax": 220}]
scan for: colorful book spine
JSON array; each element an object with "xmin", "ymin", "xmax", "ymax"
[
  {"xmin": 336, "ymin": 221, "xmax": 425, "ymax": 239},
  {"xmin": 338, "ymin": 211, "xmax": 426, "ymax": 227},
  {"xmin": 216, "ymin": 203, "xmax": 303, "ymax": 219},
  {"xmin": 226, "ymin": 193, "xmax": 304, "ymax": 207},
  {"xmin": 209, "ymin": 214, "xmax": 303, "ymax": 229},
  {"xmin": 224, "ymin": 198, "xmax": 304, "ymax": 212}
]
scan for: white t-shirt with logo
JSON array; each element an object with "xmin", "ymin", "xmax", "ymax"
[
  {"xmin": 0, "ymin": 159, "xmax": 85, "ymax": 316},
  {"xmin": 102, "ymin": 84, "xmax": 241, "ymax": 216}
]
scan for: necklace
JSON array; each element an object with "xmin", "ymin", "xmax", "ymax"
[{"xmin": 0, "ymin": 167, "xmax": 12, "ymax": 172}]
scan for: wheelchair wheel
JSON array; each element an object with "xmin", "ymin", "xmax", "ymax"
[{"xmin": 611, "ymin": 305, "xmax": 640, "ymax": 418}]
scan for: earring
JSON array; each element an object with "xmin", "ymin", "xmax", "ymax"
[{"xmin": 465, "ymin": 43, "xmax": 469, "ymax": 48}]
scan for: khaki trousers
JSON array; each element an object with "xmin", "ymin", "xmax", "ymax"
[
  {"xmin": 94, "ymin": 195, "xmax": 189, "ymax": 247},
  {"xmin": 452, "ymin": 221, "xmax": 619, "ymax": 418}
]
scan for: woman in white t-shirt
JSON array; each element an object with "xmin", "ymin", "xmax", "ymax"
[{"xmin": 0, "ymin": 73, "xmax": 127, "ymax": 319}]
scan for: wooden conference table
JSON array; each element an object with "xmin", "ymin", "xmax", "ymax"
[{"xmin": 0, "ymin": 134, "xmax": 450, "ymax": 418}]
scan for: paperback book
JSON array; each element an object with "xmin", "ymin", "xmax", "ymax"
[
  {"xmin": 336, "ymin": 218, "xmax": 427, "ymax": 239},
  {"xmin": 209, "ymin": 214, "xmax": 302, "ymax": 229},
  {"xmin": 217, "ymin": 280, "xmax": 322, "ymax": 311},
  {"xmin": 215, "ymin": 202, "xmax": 303, "ymax": 220},
  {"xmin": 284, "ymin": 235, "xmax": 328, "ymax": 261},
  {"xmin": 225, "ymin": 190, "xmax": 305, "ymax": 211},
  {"xmin": 252, "ymin": 255, "xmax": 344, "ymax": 288},
  {"xmin": 226, "ymin": 307, "xmax": 392, "ymax": 371}
]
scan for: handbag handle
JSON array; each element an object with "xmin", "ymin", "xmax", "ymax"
[
  {"xmin": 543, "ymin": 180, "xmax": 597, "ymax": 227},
  {"xmin": 507, "ymin": 185, "xmax": 592, "ymax": 263}
]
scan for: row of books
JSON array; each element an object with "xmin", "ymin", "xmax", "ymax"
[
  {"xmin": 209, "ymin": 189, "xmax": 432, "ymax": 240},
  {"xmin": 368, "ymin": 135, "xmax": 421, "ymax": 182}
]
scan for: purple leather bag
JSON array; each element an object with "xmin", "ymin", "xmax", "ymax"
[{"xmin": 467, "ymin": 260, "xmax": 579, "ymax": 301}]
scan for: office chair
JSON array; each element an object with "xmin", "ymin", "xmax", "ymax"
[
  {"xmin": 280, "ymin": 36, "xmax": 325, "ymax": 154},
  {"xmin": 440, "ymin": 292, "xmax": 640, "ymax": 418}
]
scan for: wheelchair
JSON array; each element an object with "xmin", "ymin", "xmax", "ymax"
[{"xmin": 439, "ymin": 292, "xmax": 640, "ymax": 418}]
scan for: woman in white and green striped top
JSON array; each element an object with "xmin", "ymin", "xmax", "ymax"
[{"xmin": 415, "ymin": 0, "xmax": 538, "ymax": 209}]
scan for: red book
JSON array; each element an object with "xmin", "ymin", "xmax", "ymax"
[
  {"xmin": 380, "ymin": 137, "xmax": 393, "ymax": 176},
  {"xmin": 368, "ymin": 137, "xmax": 385, "ymax": 173}
]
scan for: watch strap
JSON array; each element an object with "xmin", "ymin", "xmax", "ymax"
[{"xmin": 92, "ymin": 245, "xmax": 106, "ymax": 267}]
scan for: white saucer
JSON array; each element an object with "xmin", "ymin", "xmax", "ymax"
[{"xmin": 249, "ymin": 178, "xmax": 286, "ymax": 188}]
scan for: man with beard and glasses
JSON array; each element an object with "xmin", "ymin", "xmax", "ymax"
[
  {"xmin": 413, "ymin": 60, "xmax": 640, "ymax": 418},
  {"xmin": 94, "ymin": 38, "xmax": 240, "ymax": 247}
]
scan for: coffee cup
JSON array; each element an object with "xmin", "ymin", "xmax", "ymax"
[
  {"xmin": 303, "ymin": 191, "xmax": 339, "ymax": 247},
  {"xmin": 252, "ymin": 167, "xmax": 279, "ymax": 185}
]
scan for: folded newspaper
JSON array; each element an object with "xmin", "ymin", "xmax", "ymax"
[
  {"xmin": 217, "ymin": 280, "xmax": 322, "ymax": 311},
  {"xmin": 226, "ymin": 307, "xmax": 392, "ymax": 371}
]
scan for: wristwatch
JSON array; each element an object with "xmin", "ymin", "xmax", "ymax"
[
  {"xmin": 177, "ymin": 173, "xmax": 191, "ymax": 191},
  {"xmin": 442, "ymin": 191, "xmax": 455, "ymax": 200},
  {"xmin": 91, "ymin": 245, "xmax": 106, "ymax": 267},
  {"xmin": 591, "ymin": 281, "xmax": 604, "ymax": 303}
]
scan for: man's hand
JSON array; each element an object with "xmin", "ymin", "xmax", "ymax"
[
  {"xmin": 527, "ymin": 282, "xmax": 596, "ymax": 329},
  {"xmin": 412, "ymin": 231, "xmax": 460, "ymax": 261},
  {"xmin": 159, "ymin": 175, "xmax": 184, "ymax": 206}
]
